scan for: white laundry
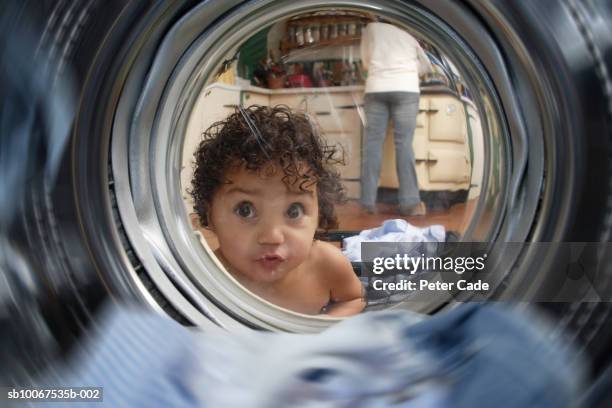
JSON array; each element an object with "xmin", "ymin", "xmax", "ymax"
[{"xmin": 342, "ymin": 219, "xmax": 446, "ymax": 262}]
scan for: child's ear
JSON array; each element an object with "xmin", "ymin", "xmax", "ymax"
[{"xmin": 204, "ymin": 211, "xmax": 214, "ymax": 231}]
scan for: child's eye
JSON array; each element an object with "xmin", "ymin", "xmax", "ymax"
[
  {"xmin": 234, "ymin": 201, "xmax": 256, "ymax": 219},
  {"xmin": 286, "ymin": 203, "xmax": 305, "ymax": 219}
]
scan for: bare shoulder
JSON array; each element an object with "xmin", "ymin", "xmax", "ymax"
[
  {"xmin": 311, "ymin": 240, "xmax": 355, "ymax": 283},
  {"xmin": 312, "ymin": 240, "xmax": 348, "ymax": 265},
  {"xmin": 311, "ymin": 241, "xmax": 364, "ymax": 313}
]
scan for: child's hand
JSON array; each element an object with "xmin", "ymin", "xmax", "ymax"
[{"xmin": 326, "ymin": 297, "xmax": 366, "ymax": 317}]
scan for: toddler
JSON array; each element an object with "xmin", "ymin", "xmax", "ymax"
[{"xmin": 190, "ymin": 105, "xmax": 365, "ymax": 317}]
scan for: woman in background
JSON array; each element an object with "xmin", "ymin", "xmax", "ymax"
[{"xmin": 360, "ymin": 19, "xmax": 433, "ymax": 216}]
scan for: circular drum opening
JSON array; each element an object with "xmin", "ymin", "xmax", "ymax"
[
  {"xmin": 4, "ymin": 0, "xmax": 612, "ymax": 390},
  {"xmin": 108, "ymin": 1, "xmax": 542, "ymax": 332},
  {"xmin": 37, "ymin": 0, "xmax": 605, "ymax": 337}
]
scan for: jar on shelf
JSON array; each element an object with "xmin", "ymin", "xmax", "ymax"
[
  {"xmin": 348, "ymin": 22, "xmax": 357, "ymax": 36},
  {"xmin": 329, "ymin": 24, "xmax": 338, "ymax": 39},
  {"xmin": 320, "ymin": 24, "xmax": 329, "ymax": 41},
  {"xmin": 295, "ymin": 26, "xmax": 304, "ymax": 45},
  {"xmin": 305, "ymin": 25, "xmax": 314, "ymax": 44},
  {"xmin": 312, "ymin": 23, "xmax": 320, "ymax": 43},
  {"xmin": 287, "ymin": 25, "xmax": 296, "ymax": 44}
]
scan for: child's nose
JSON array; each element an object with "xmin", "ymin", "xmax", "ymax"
[{"xmin": 257, "ymin": 222, "xmax": 284, "ymax": 245}]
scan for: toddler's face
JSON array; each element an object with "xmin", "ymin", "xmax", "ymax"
[{"xmin": 208, "ymin": 164, "xmax": 319, "ymax": 286}]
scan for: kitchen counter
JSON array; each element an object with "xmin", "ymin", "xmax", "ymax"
[
  {"xmin": 204, "ymin": 82, "xmax": 461, "ymax": 98},
  {"xmin": 183, "ymin": 80, "xmax": 477, "ymax": 204}
]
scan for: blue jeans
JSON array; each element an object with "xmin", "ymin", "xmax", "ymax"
[
  {"xmin": 31, "ymin": 303, "xmax": 584, "ymax": 407},
  {"xmin": 362, "ymin": 92, "xmax": 421, "ymax": 208}
]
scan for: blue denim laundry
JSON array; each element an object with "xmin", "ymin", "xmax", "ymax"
[
  {"xmin": 400, "ymin": 303, "xmax": 584, "ymax": 407},
  {"xmin": 25, "ymin": 303, "xmax": 583, "ymax": 408}
]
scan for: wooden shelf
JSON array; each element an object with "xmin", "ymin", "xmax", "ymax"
[
  {"xmin": 281, "ymin": 36, "xmax": 361, "ymax": 55},
  {"xmin": 280, "ymin": 14, "xmax": 368, "ymax": 56},
  {"xmin": 287, "ymin": 15, "xmax": 368, "ymax": 25}
]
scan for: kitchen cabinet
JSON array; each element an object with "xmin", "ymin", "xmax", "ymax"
[
  {"xmin": 181, "ymin": 84, "xmax": 241, "ymax": 210},
  {"xmin": 265, "ymin": 87, "xmax": 364, "ymax": 198},
  {"xmin": 182, "ymin": 82, "xmax": 476, "ymax": 205},
  {"xmin": 379, "ymin": 92, "xmax": 472, "ymax": 193}
]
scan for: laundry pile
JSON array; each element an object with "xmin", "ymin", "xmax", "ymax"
[{"xmin": 29, "ymin": 303, "xmax": 583, "ymax": 408}]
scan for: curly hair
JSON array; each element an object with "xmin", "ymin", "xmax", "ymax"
[{"xmin": 190, "ymin": 105, "xmax": 346, "ymax": 230}]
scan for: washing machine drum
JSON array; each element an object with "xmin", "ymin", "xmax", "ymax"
[{"xmin": 1, "ymin": 0, "xmax": 612, "ymax": 389}]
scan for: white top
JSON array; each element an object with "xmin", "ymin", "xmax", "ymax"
[{"xmin": 360, "ymin": 22, "xmax": 433, "ymax": 94}]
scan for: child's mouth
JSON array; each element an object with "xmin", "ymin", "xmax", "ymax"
[{"xmin": 255, "ymin": 254, "xmax": 284, "ymax": 270}]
